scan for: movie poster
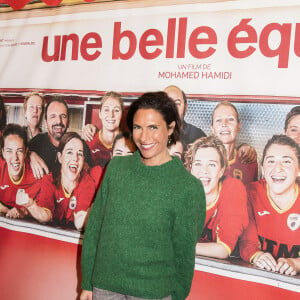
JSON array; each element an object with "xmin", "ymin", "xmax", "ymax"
[{"xmin": 0, "ymin": 1, "xmax": 299, "ymax": 299}]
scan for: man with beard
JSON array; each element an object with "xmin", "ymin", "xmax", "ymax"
[{"xmin": 29, "ymin": 98, "xmax": 93, "ymax": 178}]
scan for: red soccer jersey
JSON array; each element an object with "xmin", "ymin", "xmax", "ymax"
[
  {"xmin": 0, "ymin": 158, "xmax": 40, "ymax": 208},
  {"xmin": 240, "ymin": 179, "xmax": 300, "ymax": 262},
  {"xmin": 224, "ymin": 149, "xmax": 258, "ymax": 186},
  {"xmin": 199, "ymin": 177, "xmax": 249, "ymax": 254},
  {"xmin": 36, "ymin": 167, "xmax": 101, "ymax": 225},
  {"xmin": 86, "ymin": 131, "xmax": 112, "ymax": 168},
  {"xmin": 89, "ymin": 165, "xmax": 103, "ymax": 190}
]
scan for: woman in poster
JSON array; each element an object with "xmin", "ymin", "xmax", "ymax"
[
  {"xmin": 285, "ymin": 106, "xmax": 300, "ymax": 145},
  {"xmin": 36, "ymin": 132, "xmax": 102, "ymax": 230},
  {"xmin": 86, "ymin": 91, "xmax": 123, "ymax": 168},
  {"xmin": 168, "ymin": 140, "xmax": 184, "ymax": 161},
  {"xmin": 23, "ymin": 92, "xmax": 44, "ymax": 140},
  {"xmin": 0, "ymin": 124, "xmax": 47, "ymax": 219},
  {"xmin": 80, "ymin": 92, "xmax": 206, "ymax": 300},
  {"xmin": 211, "ymin": 101, "xmax": 258, "ymax": 185},
  {"xmin": 240, "ymin": 135, "xmax": 300, "ymax": 275},
  {"xmin": 185, "ymin": 136, "xmax": 249, "ymax": 259},
  {"xmin": 111, "ymin": 131, "xmax": 136, "ymax": 157}
]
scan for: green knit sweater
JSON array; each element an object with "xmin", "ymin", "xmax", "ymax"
[{"xmin": 81, "ymin": 151, "xmax": 206, "ymax": 300}]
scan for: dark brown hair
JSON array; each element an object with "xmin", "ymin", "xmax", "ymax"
[
  {"xmin": 284, "ymin": 106, "xmax": 300, "ymax": 131},
  {"xmin": 1, "ymin": 123, "xmax": 28, "ymax": 151},
  {"xmin": 52, "ymin": 132, "xmax": 85, "ymax": 187},
  {"xmin": 126, "ymin": 92, "xmax": 181, "ymax": 146},
  {"xmin": 262, "ymin": 134, "xmax": 300, "ymax": 166}
]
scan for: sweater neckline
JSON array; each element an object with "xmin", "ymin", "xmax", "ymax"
[{"xmin": 133, "ymin": 150, "xmax": 179, "ymax": 171}]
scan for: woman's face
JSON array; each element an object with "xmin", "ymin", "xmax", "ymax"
[
  {"xmin": 99, "ymin": 97, "xmax": 122, "ymax": 132},
  {"xmin": 211, "ymin": 105, "xmax": 240, "ymax": 145},
  {"xmin": 168, "ymin": 141, "xmax": 183, "ymax": 160},
  {"xmin": 25, "ymin": 95, "xmax": 43, "ymax": 128},
  {"xmin": 58, "ymin": 138, "xmax": 84, "ymax": 182},
  {"xmin": 2, "ymin": 134, "xmax": 26, "ymax": 181},
  {"xmin": 285, "ymin": 114, "xmax": 300, "ymax": 145},
  {"xmin": 263, "ymin": 143, "xmax": 299, "ymax": 197},
  {"xmin": 112, "ymin": 137, "xmax": 136, "ymax": 157},
  {"xmin": 191, "ymin": 147, "xmax": 224, "ymax": 198},
  {"xmin": 132, "ymin": 108, "xmax": 174, "ymax": 166}
]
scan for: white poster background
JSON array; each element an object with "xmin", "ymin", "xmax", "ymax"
[{"xmin": 0, "ymin": 1, "xmax": 300, "ymax": 96}]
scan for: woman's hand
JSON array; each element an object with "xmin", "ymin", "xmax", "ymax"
[
  {"xmin": 276, "ymin": 257, "xmax": 298, "ymax": 276},
  {"xmin": 0, "ymin": 202, "xmax": 9, "ymax": 214},
  {"xmin": 253, "ymin": 251, "xmax": 277, "ymax": 272},
  {"xmin": 74, "ymin": 210, "xmax": 88, "ymax": 231},
  {"xmin": 82, "ymin": 124, "xmax": 97, "ymax": 142},
  {"xmin": 16, "ymin": 189, "xmax": 33, "ymax": 207},
  {"xmin": 237, "ymin": 144, "xmax": 257, "ymax": 163},
  {"xmin": 80, "ymin": 290, "xmax": 93, "ymax": 300},
  {"xmin": 6, "ymin": 207, "xmax": 27, "ymax": 219}
]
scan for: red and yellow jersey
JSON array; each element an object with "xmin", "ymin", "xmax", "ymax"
[
  {"xmin": 86, "ymin": 131, "xmax": 112, "ymax": 168},
  {"xmin": 240, "ymin": 179, "xmax": 300, "ymax": 262},
  {"xmin": 199, "ymin": 176, "xmax": 249, "ymax": 255},
  {"xmin": 36, "ymin": 166, "xmax": 101, "ymax": 224},
  {"xmin": 224, "ymin": 149, "xmax": 258, "ymax": 186},
  {"xmin": 0, "ymin": 158, "xmax": 40, "ymax": 208}
]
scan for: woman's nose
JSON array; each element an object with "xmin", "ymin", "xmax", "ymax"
[
  {"xmin": 222, "ymin": 119, "xmax": 228, "ymax": 127},
  {"xmin": 13, "ymin": 151, "xmax": 18, "ymax": 161},
  {"xmin": 141, "ymin": 129, "xmax": 149, "ymax": 141},
  {"xmin": 274, "ymin": 161, "xmax": 283, "ymax": 171}
]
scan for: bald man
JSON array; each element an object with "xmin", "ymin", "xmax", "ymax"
[{"xmin": 164, "ymin": 85, "xmax": 206, "ymax": 151}]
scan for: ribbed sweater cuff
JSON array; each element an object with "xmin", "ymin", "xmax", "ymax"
[{"xmin": 81, "ymin": 281, "xmax": 93, "ymax": 291}]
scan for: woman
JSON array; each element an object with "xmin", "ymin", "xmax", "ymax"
[
  {"xmin": 168, "ymin": 140, "xmax": 184, "ymax": 161},
  {"xmin": 284, "ymin": 105, "xmax": 300, "ymax": 145},
  {"xmin": 111, "ymin": 131, "xmax": 136, "ymax": 157},
  {"xmin": 185, "ymin": 136, "xmax": 249, "ymax": 259},
  {"xmin": 36, "ymin": 132, "xmax": 102, "ymax": 230},
  {"xmin": 23, "ymin": 92, "xmax": 44, "ymax": 140},
  {"xmin": 211, "ymin": 101, "xmax": 258, "ymax": 185},
  {"xmin": 86, "ymin": 91, "xmax": 123, "ymax": 167},
  {"xmin": 240, "ymin": 135, "xmax": 300, "ymax": 276},
  {"xmin": 0, "ymin": 95, "xmax": 7, "ymax": 138},
  {"xmin": 0, "ymin": 124, "xmax": 47, "ymax": 220},
  {"xmin": 80, "ymin": 92, "xmax": 206, "ymax": 300}
]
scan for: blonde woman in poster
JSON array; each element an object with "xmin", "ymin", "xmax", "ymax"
[
  {"xmin": 36, "ymin": 132, "xmax": 102, "ymax": 230},
  {"xmin": 240, "ymin": 135, "xmax": 300, "ymax": 275},
  {"xmin": 80, "ymin": 92, "xmax": 206, "ymax": 300},
  {"xmin": 23, "ymin": 92, "xmax": 44, "ymax": 140},
  {"xmin": 185, "ymin": 136, "xmax": 249, "ymax": 259},
  {"xmin": 211, "ymin": 101, "xmax": 258, "ymax": 185},
  {"xmin": 0, "ymin": 124, "xmax": 49, "ymax": 221},
  {"xmin": 85, "ymin": 91, "xmax": 123, "ymax": 168}
]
